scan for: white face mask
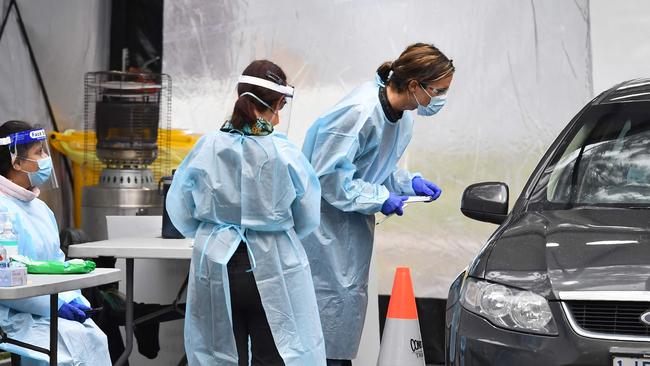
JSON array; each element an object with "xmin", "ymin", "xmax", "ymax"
[{"xmin": 413, "ymin": 84, "xmax": 447, "ymax": 116}]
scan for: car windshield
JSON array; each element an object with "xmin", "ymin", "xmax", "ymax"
[{"xmin": 530, "ymin": 101, "xmax": 650, "ymax": 208}]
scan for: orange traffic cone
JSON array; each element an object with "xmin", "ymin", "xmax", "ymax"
[{"xmin": 377, "ymin": 267, "xmax": 425, "ymax": 366}]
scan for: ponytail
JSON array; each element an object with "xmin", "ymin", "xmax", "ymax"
[
  {"xmin": 377, "ymin": 43, "xmax": 454, "ymax": 92},
  {"xmin": 230, "ymin": 95, "xmax": 258, "ymax": 130},
  {"xmin": 376, "ymin": 61, "xmax": 393, "ymax": 84}
]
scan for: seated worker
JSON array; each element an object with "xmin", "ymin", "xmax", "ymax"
[{"xmin": 0, "ymin": 120, "xmax": 111, "ymax": 366}]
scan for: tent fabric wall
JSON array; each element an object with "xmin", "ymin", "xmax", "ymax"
[
  {"xmin": 164, "ymin": 0, "xmax": 593, "ymax": 298},
  {"xmin": 0, "ymin": 0, "xmax": 110, "ymax": 228},
  {"xmin": 0, "ymin": 0, "xmax": 110, "ymax": 132}
]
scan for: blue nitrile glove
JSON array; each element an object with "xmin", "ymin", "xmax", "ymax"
[
  {"xmin": 412, "ymin": 177, "xmax": 442, "ymax": 200},
  {"xmin": 70, "ymin": 299, "xmax": 92, "ymax": 313},
  {"xmin": 381, "ymin": 193, "xmax": 408, "ymax": 216},
  {"xmin": 58, "ymin": 301, "xmax": 88, "ymax": 323}
]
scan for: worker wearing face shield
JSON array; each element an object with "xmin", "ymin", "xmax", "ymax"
[
  {"xmin": 0, "ymin": 120, "xmax": 111, "ymax": 366},
  {"xmin": 167, "ymin": 60, "xmax": 326, "ymax": 366}
]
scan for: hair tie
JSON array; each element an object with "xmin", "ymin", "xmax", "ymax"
[{"xmin": 387, "ymin": 70, "xmax": 394, "ymax": 81}]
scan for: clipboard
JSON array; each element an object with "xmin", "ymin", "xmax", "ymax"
[
  {"xmin": 405, "ymin": 196, "xmax": 433, "ymax": 203},
  {"xmin": 376, "ymin": 196, "xmax": 433, "ymax": 226}
]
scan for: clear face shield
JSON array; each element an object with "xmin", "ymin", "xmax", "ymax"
[
  {"xmin": 0, "ymin": 129, "xmax": 58, "ymax": 190},
  {"xmin": 238, "ymin": 75, "xmax": 295, "ymax": 135},
  {"xmin": 273, "ymin": 91, "xmax": 294, "ymax": 135}
]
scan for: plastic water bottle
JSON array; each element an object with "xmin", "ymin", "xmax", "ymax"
[
  {"xmin": 0, "ymin": 219, "xmax": 18, "ymax": 261},
  {"xmin": 0, "ymin": 246, "xmax": 7, "ymax": 268}
]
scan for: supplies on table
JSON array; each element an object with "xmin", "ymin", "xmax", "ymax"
[
  {"xmin": 0, "ymin": 212, "xmax": 19, "ymax": 260},
  {"xmin": 0, "ymin": 261, "xmax": 27, "ymax": 287},
  {"xmin": 11, "ymin": 255, "xmax": 96, "ymax": 274}
]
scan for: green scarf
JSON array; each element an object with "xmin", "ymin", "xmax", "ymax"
[{"xmin": 221, "ymin": 117, "xmax": 274, "ymax": 136}]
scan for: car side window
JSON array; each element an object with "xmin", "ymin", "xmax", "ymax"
[{"xmin": 536, "ymin": 102, "xmax": 650, "ymax": 206}]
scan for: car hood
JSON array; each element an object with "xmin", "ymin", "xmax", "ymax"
[{"xmin": 484, "ymin": 207, "xmax": 650, "ymax": 299}]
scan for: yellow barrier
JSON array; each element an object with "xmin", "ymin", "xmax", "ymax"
[{"xmin": 49, "ymin": 129, "xmax": 200, "ymax": 228}]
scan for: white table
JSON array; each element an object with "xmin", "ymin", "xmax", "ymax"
[
  {"xmin": 69, "ymin": 237, "xmax": 193, "ymax": 260},
  {"xmin": 0, "ymin": 268, "xmax": 122, "ymax": 365},
  {"xmin": 68, "ymin": 237, "xmax": 193, "ymax": 366}
]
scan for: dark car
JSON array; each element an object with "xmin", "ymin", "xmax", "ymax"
[{"xmin": 446, "ymin": 79, "xmax": 650, "ymax": 366}]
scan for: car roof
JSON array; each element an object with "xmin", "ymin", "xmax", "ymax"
[{"xmin": 596, "ymin": 78, "xmax": 650, "ymax": 104}]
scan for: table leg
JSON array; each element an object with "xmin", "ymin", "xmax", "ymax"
[
  {"xmin": 115, "ymin": 258, "xmax": 134, "ymax": 366},
  {"xmin": 50, "ymin": 294, "xmax": 57, "ymax": 366}
]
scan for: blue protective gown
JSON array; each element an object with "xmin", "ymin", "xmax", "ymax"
[
  {"xmin": 167, "ymin": 130, "xmax": 326, "ymax": 366},
  {"xmin": 0, "ymin": 178, "xmax": 111, "ymax": 366},
  {"xmin": 301, "ymin": 77, "xmax": 419, "ymax": 359}
]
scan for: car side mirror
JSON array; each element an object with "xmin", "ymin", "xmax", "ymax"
[{"xmin": 461, "ymin": 182, "xmax": 509, "ymax": 225}]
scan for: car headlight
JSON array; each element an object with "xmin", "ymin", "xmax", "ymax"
[{"xmin": 460, "ymin": 277, "xmax": 558, "ymax": 335}]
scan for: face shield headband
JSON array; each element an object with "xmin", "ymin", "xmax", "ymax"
[
  {"xmin": 237, "ymin": 75, "xmax": 295, "ymax": 135},
  {"xmin": 0, "ymin": 128, "xmax": 48, "ymax": 162},
  {"xmin": 0, "ymin": 129, "xmax": 58, "ymax": 189},
  {"xmin": 237, "ymin": 75, "xmax": 294, "ymax": 98}
]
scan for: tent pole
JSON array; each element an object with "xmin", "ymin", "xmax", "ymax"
[
  {"xmin": 0, "ymin": 0, "xmax": 15, "ymax": 42},
  {"xmin": 10, "ymin": 0, "xmax": 74, "ymax": 184}
]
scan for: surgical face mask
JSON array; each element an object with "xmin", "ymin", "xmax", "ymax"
[
  {"xmin": 412, "ymin": 85, "xmax": 447, "ymax": 116},
  {"xmin": 22, "ymin": 156, "xmax": 53, "ymax": 186}
]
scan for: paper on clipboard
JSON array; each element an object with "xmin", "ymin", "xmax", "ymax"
[
  {"xmin": 375, "ymin": 196, "xmax": 433, "ymax": 226},
  {"xmin": 405, "ymin": 196, "xmax": 433, "ymax": 203}
]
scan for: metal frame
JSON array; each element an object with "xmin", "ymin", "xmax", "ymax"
[
  {"xmin": 0, "ymin": 294, "xmax": 58, "ymax": 365},
  {"xmin": 115, "ymin": 259, "xmax": 188, "ymax": 366},
  {"xmin": 559, "ymin": 291, "xmax": 650, "ymax": 302}
]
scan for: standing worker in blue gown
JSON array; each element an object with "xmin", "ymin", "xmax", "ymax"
[
  {"xmin": 301, "ymin": 43, "xmax": 455, "ymax": 365},
  {"xmin": 0, "ymin": 120, "xmax": 111, "ymax": 366},
  {"xmin": 167, "ymin": 60, "xmax": 326, "ymax": 366}
]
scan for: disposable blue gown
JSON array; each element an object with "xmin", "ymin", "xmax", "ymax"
[
  {"xmin": 301, "ymin": 76, "xmax": 419, "ymax": 359},
  {"xmin": 167, "ymin": 130, "xmax": 326, "ymax": 366},
  {"xmin": 0, "ymin": 180, "xmax": 111, "ymax": 366}
]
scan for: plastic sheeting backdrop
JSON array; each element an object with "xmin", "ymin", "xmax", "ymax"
[
  {"xmin": 0, "ymin": 0, "xmax": 110, "ymax": 132},
  {"xmin": 164, "ymin": 0, "xmax": 593, "ymax": 298},
  {"xmin": 0, "ymin": 0, "xmax": 110, "ymax": 228}
]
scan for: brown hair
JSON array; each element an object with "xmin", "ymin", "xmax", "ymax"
[
  {"xmin": 377, "ymin": 43, "xmax": 454, "ymax": 92},
  {"xmin": 230, "ymin": 60, "xmax": 288, "ymax": 130}
]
